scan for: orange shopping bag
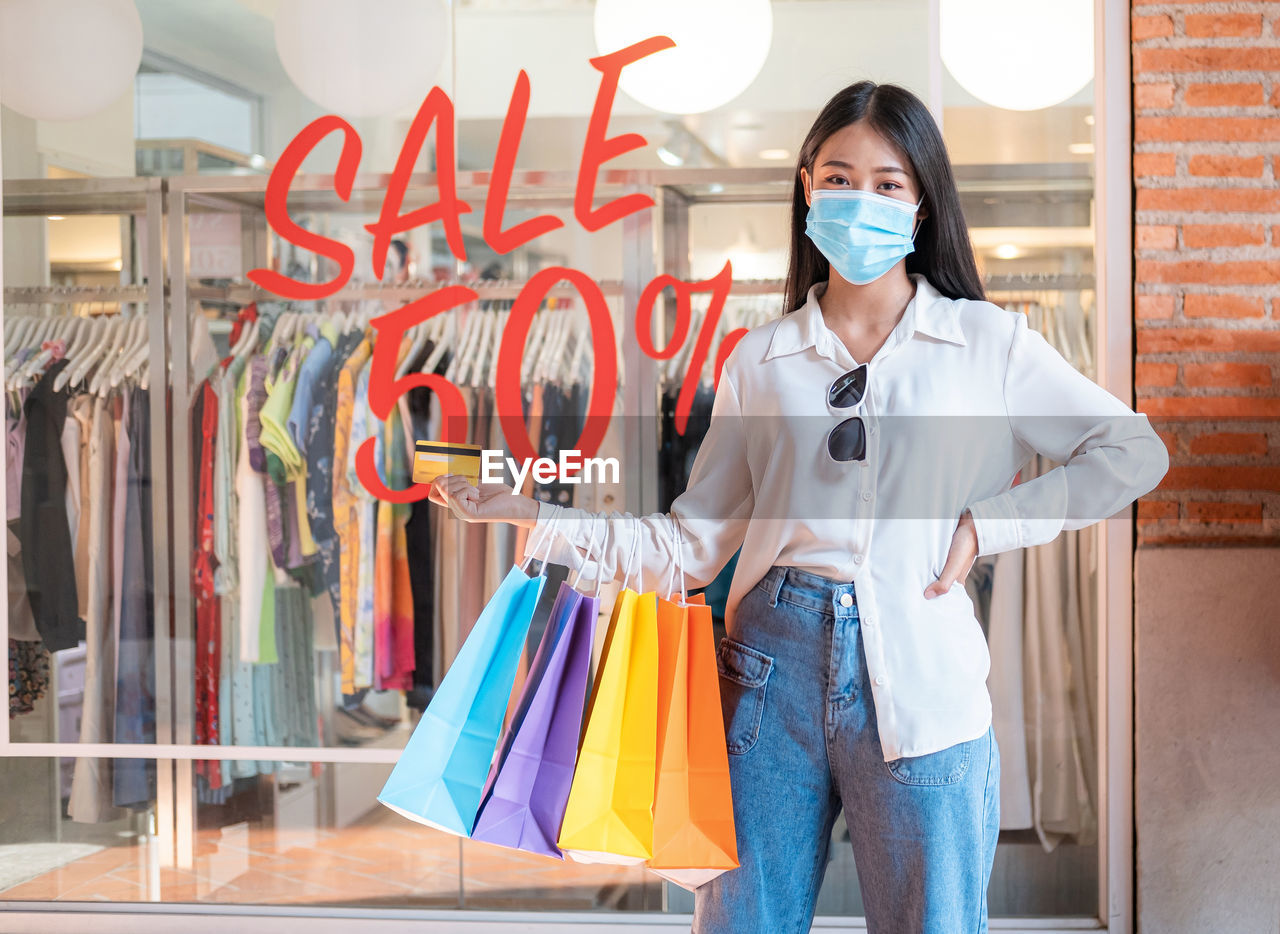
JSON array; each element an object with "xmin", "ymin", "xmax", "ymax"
[{"xmin": 648, "ymin": 517, "xmax": 739, "ymax": 890}]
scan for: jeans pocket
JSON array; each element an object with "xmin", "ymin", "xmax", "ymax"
[
  {"xmin": 885, "ymin": 733, "xmax": 979, "ymax": 786},
  {"xmin": 717, "ymin": 637, "xmax": 774, "ymax": 756}
]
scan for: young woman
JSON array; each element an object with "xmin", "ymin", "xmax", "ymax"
[{"xmin": 430, "ymin": 81, "xmax": 1169, "ymax": 933}]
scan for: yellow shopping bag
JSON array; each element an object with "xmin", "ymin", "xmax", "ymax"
[{"xmin": 558, "ymin": 517, "xmax": 659, "ymax": 864}]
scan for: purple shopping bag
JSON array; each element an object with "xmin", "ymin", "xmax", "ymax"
[{"xmin": 470, "ymin": 582, "xmax": 599, "ymax": 858}]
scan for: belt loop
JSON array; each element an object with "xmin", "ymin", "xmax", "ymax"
[{"xmin": 767, "ymin": 566, "xmax": 784, "ymax": 607}]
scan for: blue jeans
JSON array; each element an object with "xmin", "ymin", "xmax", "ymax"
[{"xmin": 693, "ymin": 566, "xmax": 1000, "ymax": 934}]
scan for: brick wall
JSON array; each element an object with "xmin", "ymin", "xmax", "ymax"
[{"xmin": 1132, "ymin": 0, "xmax": 1280, "ymax": 545}]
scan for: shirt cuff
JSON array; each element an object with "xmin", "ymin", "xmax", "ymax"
[
  {"xmin": 968, "ymin": 468, "xmax": 1070, "ymax": 557},
  {"xmin": 966, "ymin": 492, "xmax": 1023, "ymax": 557},
  {"xmin": 521, "ymin": 499, "xmax": 562, "ymax": 560}
]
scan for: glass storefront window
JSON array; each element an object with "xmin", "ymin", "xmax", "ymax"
[{"xmin": 3, "ymin": 0, "xmax": 1123, "ymax": 927}]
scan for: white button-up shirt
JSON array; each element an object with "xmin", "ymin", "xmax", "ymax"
[{"xmin": 529, "ymin": 272, "xmax": 1169, "ymax": 761}]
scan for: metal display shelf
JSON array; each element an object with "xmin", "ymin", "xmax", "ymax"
[{"xmin": 0, "ymin": 174, "xmax": 175, "ymax": 870}]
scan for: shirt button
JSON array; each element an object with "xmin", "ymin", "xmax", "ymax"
[
  {"xmin": 839, "ymin": 593, "xmax": 853, "ymax": 607},
  {"xmin": 861, "ymin": 490, "xmax": 872, "ymax": 502},
  {"xmin": 874, "ymin": 676, "xmax": 886, "ymax": 686},
  {"xmin": 863, "ymin": 616, "xmax": 874, "ymax": 627},
  {"xmin": 853, "ymin": 554, "xmax": 863, "ymax": 565}
]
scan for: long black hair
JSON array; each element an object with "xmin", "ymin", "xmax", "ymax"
[{"xmin": 782, "ymin": 81, "xmax": 986, "ymax": 314}]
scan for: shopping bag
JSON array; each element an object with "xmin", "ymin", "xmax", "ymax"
[
  {"xmin": 559, "ymin": 517, "xmax": 659, "ymax": 864},
  {"xmin": 649, "ymin": 517, "xmax": 739, "ymax": 889},
  {"xmin": 471, "ymin": 518, "xmax": 605, "ymax": 858},
  {"xmin": 377, "ymin": 520, "xmax": 560, "ymax": 836}
]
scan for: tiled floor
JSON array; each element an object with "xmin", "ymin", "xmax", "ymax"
[{"xmin": 0, "ymin": 806, "xmax": 663, "ymax": 909}]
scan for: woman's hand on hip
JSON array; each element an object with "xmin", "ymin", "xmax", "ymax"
[
  {"xmin": 428, "ymin": 473, "xmax": 540, "ymax": 528},
  {"xmin": 924, "ymin": 509, "xmax": 978, "ymax": 600}
]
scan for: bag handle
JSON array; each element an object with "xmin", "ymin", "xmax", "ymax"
[
  {"xmin": 587, "ymin": 513, "xmax": 608, "ymax": 600},
  {"xmin": 620, "ymin": 513, "xmax": 640, "ymax": 592},
  {"xmin": 634, "ymin": 514, "xmax": 647, "ymax": 593},
  {"xmin": 663, "ymin": 514, "xmax": 687, "ymax": 605},
  {"xmin": 520, "ymin": 502, "xmax": 561, "ymax": 574},
  {"xmin": 572, "ymin": 511, "xmax": 602, "ymax": 592},
  {"xmin": 663, "ymin": 514, "xmax": 678, "ymax": 600}
]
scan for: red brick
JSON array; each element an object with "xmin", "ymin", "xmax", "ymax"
[
  {"xmin": 1134, "ymin": 151, "xmax": 1177, "ymax": 176},
  {"xmin": 1161, "ymin": 465, "xmax": 1280, "ymax": 491},
  {"xmin": 1138, "ymin": 500, "xmax": 1180, "ymax": 520},
  {"xmin": 1273, "ymin": 225, "xmax": 1280, "ymax": 245},
  {"xmin": 1181, "ymin": 224, "xmax": 1266, "ymax": 248},
  {"xmin": 1137, "ymin": 361, "xmax": 1179, "ymax": 386},
  {"xmin": 1185, "ymin": 82, "xmax": 1265, "ymax": 107},
  {"xmin": 1183, "ymin": 361, "xmax": 1273, "ymax": 387},
  {"xmin": 1137, "ymin": 294, "xmax": 1176, "ymax": 319},
  {"xmin": 1183, "ymin": 293, "xmax": 1266, "ymax": 317},
  {"xmin": 1135, "ymin": 82, "xmax": 1176, "ymax": 109},
  {"xmin": 1139, "ymin": 396, "xmax": 1280, "ymax": 417},
  {"xmin": 1136, "ymin": 187, "xmax": 1280, "ymax": 213},
  {"xmin": 1137, "ymin": 225, "xmax": 1178, "ymax": 249},
  {"xmin": 1273, "ymin": 84, "xmax": 1280, "ymax": 108},
  {"xmin": 1187, "ymin": 153, "xmax": 1265, "ymax": 177},
  {"xmin": 1188, "ymin": 431, "xmax": 1269, "ymax": 455},
  {"xmin": 1137, "ymin": 329, "xmax": 1280, "ymax": 354},
  {"xmin": 1136, "ymin": 259, "xmax": 1280, "ymax": 285},
  {"xmin": 1134, "ymin": 13, "xmax": 1176, "ymax": 39},
  {"xmin": 1185, "ymin": 501, "xmax": 1264, "ymax": 521},
  {"xmin": 1185, "ymin": 13, "xmax": 1263, "ymax": 38},
  {"xmin": 1141, "ymin": 531, "xmax": 1275, "ymax": 545},
  {"xmin": 1135, "ymin": 116, "xmax": 1280, "ymax": 142},
  {"xmin": 1135, "ymin": 47, "xmax": 1280, "ymax": 74}
]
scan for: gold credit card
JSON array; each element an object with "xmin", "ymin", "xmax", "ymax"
[{"xmin": 413, "ymin": 441, "xmax": 484, "ymax": 486}]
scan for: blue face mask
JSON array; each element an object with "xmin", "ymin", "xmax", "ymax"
[{"xmin": 805, "ymin": 188, "xmax": 924, "ymax": 285}]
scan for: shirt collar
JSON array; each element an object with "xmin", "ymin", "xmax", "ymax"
[{"xmin": 765, "ymin": 273, "xmax": 967, "ymax": 362}]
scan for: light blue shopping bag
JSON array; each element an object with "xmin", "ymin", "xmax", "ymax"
[{"xmin": 377, "ymin": 561, "xmax": 546, "ymax": 836}]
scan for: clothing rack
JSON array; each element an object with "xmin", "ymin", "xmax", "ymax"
[
  {"xmin": 185, "ymin": 277, "xmax": 795, "ymax": 306},
  {"xmin": 984, "ymin": 272, "xmax": 1095, "ymax": 293},
  {"xmin": 4, "ymin": 285, "xmax": 152, "ymax": 305}
]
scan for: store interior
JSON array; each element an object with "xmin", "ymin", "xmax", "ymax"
[{"xmin": 3, "ymin": 0, "xmax": 1103, "ymax": 919}]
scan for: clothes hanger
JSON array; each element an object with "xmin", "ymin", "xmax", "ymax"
[
  {"xmin": 225, "ymin": 305, "xmax": 258, "ymax": 361},
  {"xmin": 10, "ymin": 310, "xmax": 58, "ymax": 386},
  {"xmin": 9, "ymin": 303, "xmax": 66, "ymax": 389},
  {"xmin": 529, "ymin": 307, "xmax": 557, "ymax": 386},
  {"xmin": 521, "ymin": 306, "xmax": 550, "ymax": 382},
  {"xmin": 485, "ymin": 309, "xmax": 508, "ymax": 390},
  {"xmin": 444, "ymin": 304, "xmax": 481, "ymax": 386},
  {"xmin": 665, "ymin": 303, "xmax": 698, "ymax": 386},
  {"xmin": 547, "ymin": 306, "xmax": 575, "ymax": 384},
  {"xmin": 65, "ymin": 309, "xmax": 122, "ymax": 391},
  {"xmin": 101, "ymin": 312, "xmax": 147, "ymax": 393},
  {"xmin": 3, "ymin": 310, "xmax": 28, "ymax": 371},
  {"xmin": 396, "ymin": 304, "xmax": 434, "ymax": 381},
  {"xmin": 449, "ymin": 305, "xmax": 481, "ymax": 386},
  {"xmin": 54, "ymin": 307, "xmax": 98, "ymax": 391},
  {"xmin": 1076, "ymin": 292, "xmax": 1094, "ymax": 376},
  {"xmin": 535, "ymin": 301, "xmax": 565, "ymax": 381},
  {"xmin": 421, "ymin": 306, "xmax": 456, "ymax": 377},
  {"xmin": 465, "ymin": 301, "xmax": 494, "ymax": 386},
  {"xmin": 460, "ymin": 307, "xmax": 488, "ymax": 389},
  {"xmin": 114, "ymin": 323, "xmax": 153, "ymax": 388},
  {"xmin": 563, "ymin": 311, "xmax": 591, "ymax": 390}
]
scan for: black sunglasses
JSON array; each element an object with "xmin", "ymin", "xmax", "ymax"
[{"xmin": 827, "ymin": 364, "xmax": 868, "ymax": 463}]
